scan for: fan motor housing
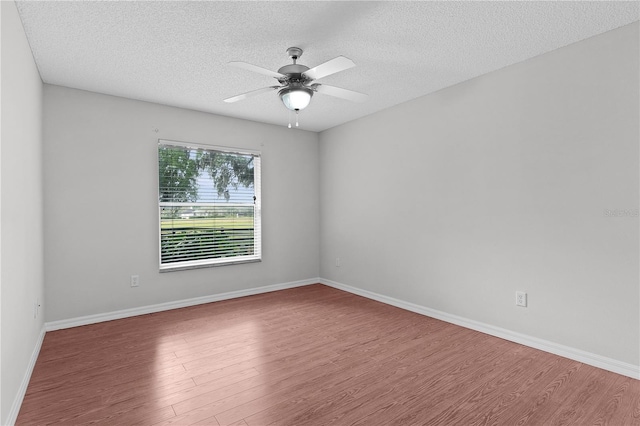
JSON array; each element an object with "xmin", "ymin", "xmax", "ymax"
[{"xmin": 277, "ymin": 64, "xmax": 310, "ymax": 81}]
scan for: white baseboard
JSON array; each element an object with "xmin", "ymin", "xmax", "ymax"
[
  {"xmin": 34, "ymin": 275, "xmax": 640, "ymax": 393},
  {"xmin": 45, "ymin": 278, "xmax": 319, "ymax": 331},
  {"xmin": 320, "ymin": 278, "xmax": 640, "ymax": 380},
  {"xmin": 6, "ymin": 325, "xmax": 46, "ymax": 426}
]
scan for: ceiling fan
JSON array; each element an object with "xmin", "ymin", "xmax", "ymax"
[{"xmin": 224, "ymin": 47, "xmax": 368, "ymax": 124}]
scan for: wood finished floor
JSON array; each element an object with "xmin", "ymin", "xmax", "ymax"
[{"xmin": 17, "ymin": 284, "xmax": 640, "ymax": 425}]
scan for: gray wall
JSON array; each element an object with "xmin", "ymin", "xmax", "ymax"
[
  {"xmin": 1, "ymin": 1, "xmax": 45, "ymax": 423},
  {"xmin": 43, "ymin": 85, "xmax": 320, "ymax": 322},
  {"xmin": 320, "ymin": 23, "xmax": 639, "ymax": 365}
]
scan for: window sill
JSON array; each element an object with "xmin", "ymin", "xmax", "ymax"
[{"xmin": 159, "ymin": 257, "xmax": 262, "ymax": 272}]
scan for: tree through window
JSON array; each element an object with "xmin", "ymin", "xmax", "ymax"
[{"xmin": 158, "ymin": 140, "xmax": 261, "ymax": 270}]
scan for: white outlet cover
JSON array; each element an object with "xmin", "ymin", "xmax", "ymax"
[{"xmin": 516, "ymin": 291, "xmax": 527, "ymax": 307}]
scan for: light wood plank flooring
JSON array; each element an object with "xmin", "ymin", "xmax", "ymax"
[{"xmin": 17, "ymin": 284, "xmax": 640, "ymax": 425}]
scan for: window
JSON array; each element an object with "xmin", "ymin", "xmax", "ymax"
[{"xmin": 158, "ymin": 140, "xmax": 261, "ymax": 270}]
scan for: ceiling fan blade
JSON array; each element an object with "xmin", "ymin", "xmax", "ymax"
[
  {"xmin": 313, "ymin": 84, "xmax": 368, "ymax": 102},
  {"xmin": 223, "ymin": 86, "xmax": 280, "ymax": 103},
  {"xmin": 228, "ymin": 61, "xmax": 285, "ymax": 79},
  {"xmin": 302, "ymin": 56, "xmax": 356, "ymax": 81}
]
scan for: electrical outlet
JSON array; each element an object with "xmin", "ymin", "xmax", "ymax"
[
  {"xmin": 335, "ymin": 257, "xmax": 341, "ymax": 267},
  {"xmin": 516, "ymin": 291, "xmax": 527, "ymax": 307},
  {"xmin": 131, "ymin": 275, "xmax": 140, "ymax": 287}
]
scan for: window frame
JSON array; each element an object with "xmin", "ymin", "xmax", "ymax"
[{"xmin": 157, "ymin": 139, "xmax": 262, "ymax": 272}]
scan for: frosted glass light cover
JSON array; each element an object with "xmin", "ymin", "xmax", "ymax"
[{"xmin": 281, "ymin": 89, "xmax": 312, "ymax": 110}]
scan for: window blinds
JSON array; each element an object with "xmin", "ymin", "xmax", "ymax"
[{"xmin": 158, "ymin": 141, "xmax": 261, "ymax": 270}]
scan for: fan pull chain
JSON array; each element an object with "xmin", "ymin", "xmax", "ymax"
[
  {"xmin": 288, "ymin": 109, "xmax": 292, "ymax": 129},
  {"xmin": 295, "ymin": 110, "xmax": 299, "ymax": 127}
]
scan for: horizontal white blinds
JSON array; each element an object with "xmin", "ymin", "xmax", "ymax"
[{"xmin": 158, "ymin": 142, "xmax": 261, "ymax": 269}]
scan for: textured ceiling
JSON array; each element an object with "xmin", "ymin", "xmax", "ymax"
[{"xmin": 15, "ymin": 1, "xmax": 639, "ymax": 132}]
